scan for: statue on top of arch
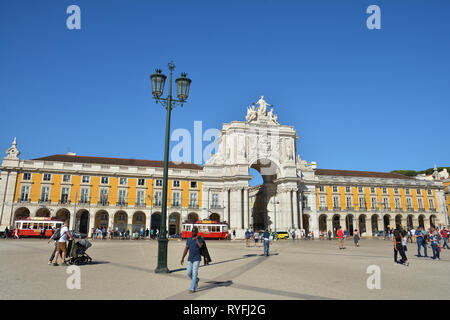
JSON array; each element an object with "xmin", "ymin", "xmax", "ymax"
[{"xmin": 245, "ymin": 96, "xmax": 279, "ymax": 125}]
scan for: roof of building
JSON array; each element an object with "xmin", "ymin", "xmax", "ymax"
[
  {"xmin": 315, "ymin": 169, "xmax": 414, "ymax": 180},
  {"xmin": 32, "ymin": 154, "xmax": 203, "ymax": 170}
]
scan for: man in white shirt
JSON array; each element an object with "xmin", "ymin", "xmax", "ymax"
[{"xmin": 52, "ymin": 220, "xmax": 72, "ymax": 266}]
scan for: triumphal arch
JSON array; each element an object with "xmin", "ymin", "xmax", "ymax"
[{"xmin": 202, "ymin": 96, "xmax": 317, "ymax": 238}]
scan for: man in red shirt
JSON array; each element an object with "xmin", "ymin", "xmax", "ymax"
[
  {"xmin": 337, "ymin": 226, "xmax": 345, "ymax": 250},
  {"xmin": 441, "ymin": 227, "xmax": 449, "ymax": 249}
]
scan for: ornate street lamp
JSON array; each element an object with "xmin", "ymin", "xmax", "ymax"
[{"xmin": 150, "ymin": 61, "xmax": 191, "ymax": 273}]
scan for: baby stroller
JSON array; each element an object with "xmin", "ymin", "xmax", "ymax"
[{"xmin": 67, "ymin": 239, "xmax": 93, "ymax": 265}]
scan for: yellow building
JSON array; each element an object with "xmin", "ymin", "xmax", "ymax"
[{"xmin": 0, "ymin": 148, "xmax": 211, "ymax": 236}]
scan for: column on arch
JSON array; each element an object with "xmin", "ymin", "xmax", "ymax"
[
  {"xmin": 292, "ymin": 190, "xmax": 299, "ymax": 229},
  {"xmin": 244, "ymin": 187, "xmax": 249, "ymax": 230},
  {"xmin": 223, "ymin": 188, "xmax": 230, "ymax": 225},
  {"xmin": 365, "ymin": 214, "xmax": 373, "ymax": 237},
  {"xmin": 229, "ymin": 187, "xmax": 242, "ymax": 231}
]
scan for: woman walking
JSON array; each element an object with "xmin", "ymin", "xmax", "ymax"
[{"xmin": 353, "ymin": 229, "xmax": 360, "ymax": 247}]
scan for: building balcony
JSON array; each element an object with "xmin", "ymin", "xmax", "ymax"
[
  {"xmin": 38, "ymin": 199, "xmax": 51, "ymax": 204},
  {"xmin": 319, "ymin": 207, "xmax": 329, "ymax": 212},
  {"xmin": 428, "ymin": 208, "xmax": 436, "ymax": 212},
  {"xmin": 135, "ymin": 202, "xmax": 146, "ymax": 208},
  {"xmin": 116, "ymin": 201, "xmax": 128, "ymax": 207},
  {"xmin": 98, "ymin": 201, "xmax": 109, "ymax": 206},
  {"xmin": 171, "ymin": 204, "xmax": 181, "ymax": 208},
  {"xmin": 189, "ymin": 204, "xmax": 199, "ymax": 209},
  {"xmin": 302, "ymin": 206, "xmax": 311, "ymax": 211},
  {"xmin": 18, "ymin": 198, "xmax": 30, "ymax": 203},
  {"xmin": 345, "ymin": 207, "xmax": 354, "ymax": 211},
  {"xmin": 333, "ymin": 207, "xmax": 341, "ymax": 211},
  {"xmin": 154, "ymin": 202, "xmax": 162, "ymax": 207},
  {"xmin": 77, "ymin": 200, "xmax": 90, "ymax": 207},
  {"xmin": 59, "ymin": 199, "xmax": 71, "ymax": 205},
  {"xmin": 418, "ymin": 208, "xmax": 425, "ymax": 212},
  {"xmin": 210, "ymin": 205, "xmax": 222, "ymax": 209}
]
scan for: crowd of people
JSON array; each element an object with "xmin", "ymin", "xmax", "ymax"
[{"xmin": 89, "ymin": 227, "xmax": 160, "ymax": 240}]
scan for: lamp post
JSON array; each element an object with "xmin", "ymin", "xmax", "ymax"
[{"xmin": 150, "ymin": 61, "xmax": 192, "ymax": 273}]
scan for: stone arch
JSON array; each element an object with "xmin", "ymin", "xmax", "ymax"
[
  {"xmin": 132, "ymin": 211, "xmax": 146, "ymax": 233},
  {"xmin": 55, "ymin": 208, "xmax": 70, "ymax": 222},
  {"xmin": 332, "ymin": 214, "xmax": 340, "ymax": 236},
  {"xmin": 94, "ymin": 210, "xmax": 109, "ymax": 229},
  {"xmin": 188, "ymin": 212, "xmax": 199, "ymax": 222},
  {"xmin": 430, "ymin": 215, "xmax": 437, "ymax": 228},
  {"xmin": 407, "ymin": 214, "xmax": 414, "ymax": 230},
  {"xmin": 318, "ymin": 214, "xmax": 327, "ymax": 232},
  {"xmin": 169, "ymin": 212, "xmax": 180, "ymax": 235},
  {"xmin": 76, "ymin": 209, "xmax": 90, "ymax": 234},
  {"xmin": 114, "ymin": 210, "xmax": 128, "ymax": 232},
  {"xmin": 13, "ymin": 207, "xmax": 30, "ymax": 222},
  {"xmin": 302, "ymin": 214, "xmax": 310, "ymax": 234},
  {"xmin": 345, "ymin": 214, "xmax": 355, "ymax": 234},
  {"xmin": 358, "ymin": 214, "xmax": 366, "ymax": 234},
  {"xmin": 418, "ymin": 214, "xmax": 425, "ymax": 228},
  {"xmin": 395, "ymin": 214, "xmax": 402, "ymax": 228},
  {"xmin": 383, "ymin": 214, "xmax": 391, "ymax": 230},
  {"xmin": 151, "ymin": 212, "xmax": 161, "ymax": 232},
  {"xmin": 35, "ymin": 207, "xmax": 50, "ymax": 217},
  {"xmin": 371, "ymin": 214, "xmax": 379, "ymax": 233},
  {"xmin": 209, "ymin": 213, "xmax": 220, "ymax": 222}
]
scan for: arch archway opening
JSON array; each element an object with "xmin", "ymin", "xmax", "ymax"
[
  {"xmin": 132, "ymin": 211, "xmax": 146, "ymax": 233},
  {"xmin": 94, "ymin": 210, "xmax": 109, "ymax": 229},
  {"xmin": 332, "ymin": 215, "xmax": 340, "ymax": 236},
  {"xmin": 151, "ymin": 212, "xmax": 162, "ymax": 233},
  {"xmin": 76, "ymin": 209, "xmax": 89, "ymax": 234},
  {"xmin": 169, "ymin": 212, "xmax": 180, "ymax": 235},
  {"xmin": 209, "ymin": 213, "xmax": 220, "ymax": 222},
  {"xmin": 319, "ymin": 214, "xmax": 327, "ymax": 232},
  {"xmin": 14, "ymin": 207, "xmax": 30, "ymax": 222},
  {"xmin": 249, "ymin": 159, "xmax": 280, "ymax": 232},
  {"xmin": 371, "ymin": 215, "xmax": 379, "ymax": 234},
  {"xmin": 114, "ymin": 211, "xmax": 128, "ymax": 233},
  {"xmin": 36, "ymin": 207, "xmax": 50, "ymax": 218}
]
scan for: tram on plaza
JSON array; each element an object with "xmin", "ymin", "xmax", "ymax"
[
  {"xmin": 12, "ymin": 217, "xmax": 64, "ymax": 237},
  {"xmin": 181, "ymin": 220, "xmax": 229, "ymax": 239}
]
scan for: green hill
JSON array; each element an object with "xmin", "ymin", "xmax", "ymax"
[{"xmin": 391, "ymin": 167, "xmax": 450, "ymax": 177}]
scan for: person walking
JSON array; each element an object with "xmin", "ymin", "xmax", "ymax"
[
  {"xmin": 407, "ymin": 230, "xmax": 412, "ymax": 244},
  {"xmin": 430, "ymin": 227, "xmax": 440, "ymax": 260},
  {"xmin": 337, "ymin": 226, "xmax": 345, "ymax": 250},
  {"xmin": 353, "ymin": 229, "xmax": 360, "ymax": 247},
  {"xmin": 232, "ymin": 229, "xmax": 236, "ymax": 241},
  {"xmin": 262, "ymin": 229, "xmax": 271, "ymax": 256},
  {"xmin": 393, "ymin": 225, "xmax": 409, "ymax": 266},
  {"xmin": 245, "ymin": 229, "xmax": 250, "ymax": 247},
  {"xmin": 328, "ymin": 230, "xmax": 332, "ymax": 240},
  {"xmin": 254, "ymin": 231, "xmax": 259, "ymax": 247},
  {"xmin": 47, "ymin": 225, "xmax": 62, "ymax": 265},
  {"xmin": 292, "ymin": 230, "xmax": 296, "ymax": 241},
  {"xmin": 410, "ymin": 228, "xmax": 415, "ymax": 243},
  {"xmin": 440, "ymin": 227, "xmax": 449, "ymax": 249},
  {"xmin": 40, "ymin": 226, "xmax": 45, "ymax": 239},
  {"xmin": 415, "ymin": 227, "xmax": 428, "ymax": 257},
  {"xmin": 180, "ymin": 226, "xmax": 204, "ymax": 293},
  {"xmin": 52, "ymin": 220, "xmax": 72, "ymax": 266}
]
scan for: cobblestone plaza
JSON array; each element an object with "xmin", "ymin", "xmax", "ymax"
[{"xmin": 1, "ymin": 238, "xmax": 449, "ymax": 300}]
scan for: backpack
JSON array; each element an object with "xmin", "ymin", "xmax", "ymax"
[{"xmin": 52, "ymin": 228, "xmax": 62, "ymax": 241}]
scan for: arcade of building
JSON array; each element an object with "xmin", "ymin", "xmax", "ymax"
[{"xmin": 0, "ymin": 98, "xmax": 447, "ymax": 238}]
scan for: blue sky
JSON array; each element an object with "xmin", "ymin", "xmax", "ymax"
[{"xmin": 1, "ymin": 0, "xmax": 449, "ymax": 178}]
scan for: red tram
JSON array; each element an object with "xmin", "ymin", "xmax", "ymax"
[
  {"xmin": 181, "ymin": 220, "xmax": 228, "ymax": 239},
  {"xmin": 12, "ymin": 217, "xmax": 64, "ymax": 237}
]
